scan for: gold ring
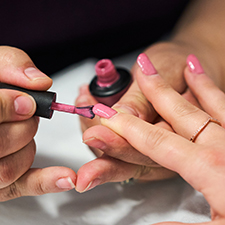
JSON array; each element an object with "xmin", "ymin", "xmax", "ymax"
[{"xmin": 190, "ymin": 117, "xmax": 221, "ymax": 142}]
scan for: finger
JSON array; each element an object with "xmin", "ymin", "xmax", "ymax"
[
  {"xmin": 75, "ymin": 84, "xmax": 100, "ymax": 131},
  {"xmin": 0, "ymin": 46, "xmax": 52, "ymax": 90},
  {"xmin": 113, "ymin": 80, "xmax": 157, "ymax": 122},
  {"xmin": 0, "ymin": 166, "xmax": 76, "ymax": 202},
  {"xmin": 0, "ymin": 89, "xmax": 36, "ymax": 122},
  {"xmin": 0, "ymin": 140, "xmax": 36, "ymax": 189},
  {"xmin": 98, "ymin": 107, "xmax": 225, "ymax": 216},
  {"xmin": 135, "ymin": 53, "xmax": 220, "ymax": 142},
  {"xmin": 75, "ymin": 155, "xmax": 177, "ymax": 193},
  {"xmin": 0, "ymin": 117, "xmax": 38, "ymax": 157},
  {"xmin": 182, "ymin": 89, "xmax": 202, "ymax": 109},
  {"xmin": 83, "ymin": 125, "xmax": 160, "ymax": 167},
  {"xmin": 76, "ymin": 84, "xmax": 102, "ymax": 156},
  {"xmin": 185, "ymin": 55, "xmax": 225, "ymax": 127},
  {"xmin": 100, "ymin": 110, "xmax": 196, "ymax": 174}
]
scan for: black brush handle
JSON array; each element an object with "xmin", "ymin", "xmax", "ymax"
[{"xmin": 0, "ymin": 83, "xmax": 56, "ymax": 119}]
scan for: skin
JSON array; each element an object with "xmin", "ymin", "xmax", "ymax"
[
  {"xmin": 97, "ymin": 61, "xmax": 225, "ymax": 224},
  {"xmin": 76, "ymin": 0, "xmax": 225, "ymax": 191},
  {"xmin": 0, "ymin": 46, "xmax": 76, "ymax": 201},
  {"xmin": 1, "ymin": 0, "xmax": 225, "ymax": 201}
]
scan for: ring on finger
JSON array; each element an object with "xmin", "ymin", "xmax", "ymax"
[{"xmin": 190, "ymin": 117, "xmax": 221, "ymax": 142}]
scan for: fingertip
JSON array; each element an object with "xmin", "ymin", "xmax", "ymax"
[
  {"xmin": 186, "ymin": 54, "xmax": 204, "ymax": 74},
  {"xmin": 75, "ymin": 86, "xmax": 98, "ymax": 107},
  {"xmin": 92, "ymin": 103, "xmax": 117, "ymax": 119},
  {"xmin": 14, "ymin": 94, "xmax": 36, "ymax": 116}
]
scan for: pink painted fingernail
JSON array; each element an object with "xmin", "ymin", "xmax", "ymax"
[
  {"xmin": 56, "ymin": 177, "xmax": 75, "ymax": 189},
  {"xmin": 187, "ymin": 54, "xmax": 204, "ymax": 74},
  {"xmin": 92, "ymin": 103, "xmax": 117, "ymax": 118},
  {"xmin": 137, "ymin": 53, "xmax": 157, "ymax": 75}
]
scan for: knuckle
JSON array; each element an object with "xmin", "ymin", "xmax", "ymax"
[
  {"xmin": 0, "ymin": 47, "xmax": 25, "ymax": 65},
  {"xmin": 0, "ymin": 183, "xmax": 21, "ymax": 202},
  {"xmin": 134, "ymin": 165, "xmax": 152, "ymax": 179},
  {"xmin": 172, "ymin": 102, "xmax": 199, "ymax": 119},
  {"xmin": 0, "ymin": 128, "xmax": 10, "ymax": 155},
  {"xmin": 34, "ymin": 183, "xmax": 46, "ymax": 195},
  {"xmin": 199, "ymin": 147, "xmax": 225, "ymax": 168},
  {"xmin": 30, "ymin": 170, "xmax": 48, "ymax": 196},
  {"xmin": 0, "ymin": 93, "xmax": 8, "ymax": 123},
  {"xmin": 0, "ymin": 160, "xmax": 15, "ymax": 186},
  {"xmin": 144, "ymin": 126, "xmax": 168, "ymax": 151}
]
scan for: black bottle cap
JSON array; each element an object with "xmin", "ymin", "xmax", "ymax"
[{"xmin": 0, "ymin": 83, "xmax": 56, "ymax": 119}]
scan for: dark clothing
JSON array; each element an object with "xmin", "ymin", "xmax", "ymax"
[{"xmin": 0, "ymin": 1, "xmax": 190, "ymax": 75}]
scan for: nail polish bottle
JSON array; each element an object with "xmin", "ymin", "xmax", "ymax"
[{"xmin": 89, "ymin": 59, "xmax": 132, "ymax": 106}]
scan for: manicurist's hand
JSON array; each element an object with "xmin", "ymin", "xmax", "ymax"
[
  {"xmin": 0, "ymin": 46, "xmax": 76, "ymax": 201},
  {"xmin": 91, "ymin": 54, "xmax": 225, "ymax": 224}
]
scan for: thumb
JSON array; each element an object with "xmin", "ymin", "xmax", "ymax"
[
  {"xmin": 112, "ymin": 80, "xmax": 157, "ymax": 122},
  {"xmin": 0, "ymin": 166, "xmax": 76, "ymax": 202},
  {"xmin": 0, "ymin": 89, "xmax": 36, "ymax": 122},
  {"xmin": 0, "ymin": 46, "xmax": 52, "ymax": 91}
]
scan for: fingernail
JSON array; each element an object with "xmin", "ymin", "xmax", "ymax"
[
  {"xmin": 79, "ymin": 178, "xmax": 101, "ymax": 193},
  {"xmin": 137, "ymin": 53, "xmax": 157, "ymax": 75},
  {"xmin": 92, "ymin": 103, "xmax": 117, "ymax": 119},
  {"xmin": 187, "ymin": 54, "xmax": 204, "ymax": 74},
  {"xmin": 24, "ymin": 67, "xmax": 48, "ymax": 80},
  {"xmin": 14, "ymin": 95, "xmax": 35, "ymax": 115},
  {"xmin": 56, "ymin": 177, "xmax": 75, "ymax": 189},
  {"xmin": 79, "ymin": 84, "xmax": 89, "ymax": 95},
  {"xmin": 83, "ymin": 137, "xmax": 107, "ymax": 150}
]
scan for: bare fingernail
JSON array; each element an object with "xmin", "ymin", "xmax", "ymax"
[
  {"xmin": 79, "ymin": 84, "xmax": 89, "ymax": 95},
  {"xmin": 83, "ymin": 137, "xmax": 107, "ymax": 150},
  {"xmin": 24, "ymin": 67, "xmax": 49, "ymax": 80},
  {"xmin": 14, "ymin": 95, "xmax": 36, "ymax": 115},
  {"xmin": 92, "ymin": 103, "xmax": 117, "ymax": 119},
  {"xmin": 56, "ymin": 177, "xmax": 75, "ymax": 189},
  {"xmin": 78, "ymin": 178, "xmax": 101, "ymax": 193}
]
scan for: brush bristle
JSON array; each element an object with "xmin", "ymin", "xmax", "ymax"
[{"xmin": 74, "ymin": 105, "xmax": 95, "ymax": 119}]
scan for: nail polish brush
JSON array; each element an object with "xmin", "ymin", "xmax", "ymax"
[{"xmin": 0, "ymin": 82, "xmax": 95, "ymax": 119}]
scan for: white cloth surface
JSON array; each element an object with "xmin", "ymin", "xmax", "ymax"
[{"xmin": 0, "ymin": 52, "xmax": 211, "ymax": 224}]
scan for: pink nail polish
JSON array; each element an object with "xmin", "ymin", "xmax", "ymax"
[
  {"xmin": 137, "ymin": 53, "xmax": 157, "ymax": 75},
  {"xmin": 92, "ymin": 103, "xmax": 117, "ymax": 118},
  {"xmin": 187, "ymin": 54, "xmax": 204, "ymax": 74}
]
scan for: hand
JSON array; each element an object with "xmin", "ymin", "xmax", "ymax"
[
  {"xmin": 0, "ymin": 46, "xmax": 76, "ymax": 201},
  {"xmin": 95, "ymin": 54, "xmax": 225, "ymax": 224},
  {"xmin": 75, "ymin": 40, "xmax": 211, "ymax": 192}
]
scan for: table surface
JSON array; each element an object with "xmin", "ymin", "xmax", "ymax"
[{"xmin": 0, "ymin": 52, "xmax": 211, "ymax": 225}]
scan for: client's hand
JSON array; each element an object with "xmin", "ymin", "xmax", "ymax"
[
  {"xmin": 93, "ymin": 54, "xmax": 225, "ymax": 224},
  {"xmin": 0, "ymin": 46, "xmax": 76, "ymax": 201}
]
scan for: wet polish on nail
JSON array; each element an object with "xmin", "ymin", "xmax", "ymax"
[
  {"xmin": 92, "ymin": 103, "xmax": 117, "ymax": 119},
  {"xmin": 137, "ymin": 53, "xmax": 157, "ymax": 76},
  {"xmin": 187, "ymin": 54, "xmax": 204, "ymax": 74}
]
